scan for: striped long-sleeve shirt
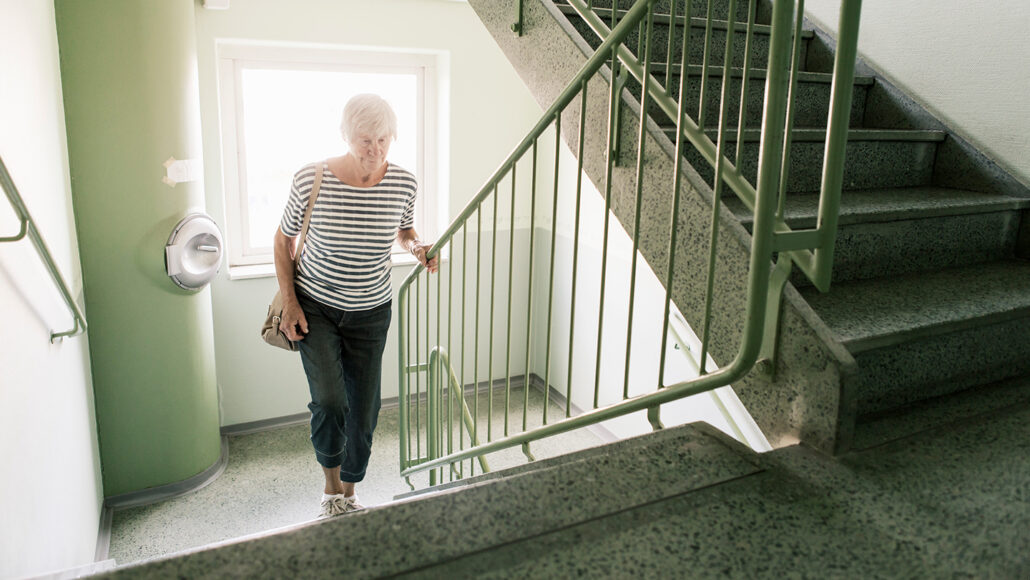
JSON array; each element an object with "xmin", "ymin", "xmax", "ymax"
[{"xmin": 280, "ymin": 161, "xmax": 416, "ymax": 311}]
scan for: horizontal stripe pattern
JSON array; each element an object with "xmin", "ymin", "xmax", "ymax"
[{"xmin": 281, "ymin": 161, "xmax": 416, "ymax": 311}]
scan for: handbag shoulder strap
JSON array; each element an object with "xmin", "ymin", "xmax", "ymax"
[{"xmin": 293, "ymin": 161, "xmax": 325, "ymax": 269}]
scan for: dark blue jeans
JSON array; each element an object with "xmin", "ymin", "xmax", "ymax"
[{"xmin": 297, "ymin": 293, "xmax": 391, "ymax": 483}]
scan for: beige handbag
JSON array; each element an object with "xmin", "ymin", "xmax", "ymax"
[{"xmin": 260, "ymin": 163, "xmax": 324, "ymax": 351}]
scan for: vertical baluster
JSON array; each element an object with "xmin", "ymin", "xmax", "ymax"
[
  {"xmin": 665, "ymin": 0, "xmax": 679, "ymax": 83},
  {"xmin": 436, "ymin": 240, "xmax": 443, "ymax": 482},
  {"xmin": 504, "ymin": 164, "xmax": 517, "ymax": 437},
  {"xmin": 812, "ymin": 0, "xmax": 862, "ymax": 291},
  {"xmin": 488, "ymin": 185, "xmax": 498, "ymax": 441},
  {"xmin": 622, "ymin": 5, "xmax": 655, "ymax": 400},
  {"xmin": 425, "ymin": 266, "xmax": 435, "ymax": 484},
  {"xmin": 658, "ymin": 0, "xmax": 693, "ymax": 389},
  {"xmin": 472, "ymin": 206, "xmax": 481, "ymax": 476},
  {"xmin": 460, "ymin": 223, "xmax": 467, "ymax": 473},
  {"xmin": 566, "ymin": 80, "xmax": 589, "ymax": 417},
  {"xmin": 446, "ymin": 239, "xmax": 454, "ymax": 480},
  {"xmin": 523, "ymin": 141, "xmax": 538, "ymax": 432},
  {"xmin": 593, "ymin": 44, "xmax": 621, "ymax": 409},
  {"xmin": 405, "ymin": 285, "xmax": 412, "ymax": 468},
  {"xmin": 699, "ymin": 0, "xmax": 740, "ymax": 373},
  {"xmin": 415, "ymin": 274, "xmax": 421, "ymax": 462},
  {"xmin": 542, "ymin": 112, "xmax": 561, "ymax": 425},
  {"xmin": 778, "ymin": 0, "xmax": 806, "ymax": 219},
  {"xmin": 736, "ymin": 0, "xmax": 758, "ymax": 169},
  {"xmin": 697, "ymin": 0, "xmax": 716, "ymax": 130}
]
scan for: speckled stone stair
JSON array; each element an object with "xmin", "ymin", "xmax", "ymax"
[
  {"xmin": 100, "ymin": 423, "xmax": 765, "ymax": 578},
  {"xmin": 726, "ymin": 186, "xmax": 1030, "ymax": 284},
  {"xmin": 558, "ymin": 4, "xmax": 798, "ymax": 70},
  {"xmin": 578, "ymin": 0, "xmax": 761, "ymax": 25},
  {"xmin": 546, "ymin": 0, "xmax": 1030, "ymax": 458},
  {"xmin": 677, "ymin": 128, "xmax": 947, "ymax": 192},
  {"xmin": 394, "ymin": 419, "xmax": 648, "ymax": 501},
  {"xmin": 653, "ymin": 66, "xmax": 873, "ymax": 128},
  {"xmin": 799, "ymin": 259, "xmax": 1030, "ymax": 421}
]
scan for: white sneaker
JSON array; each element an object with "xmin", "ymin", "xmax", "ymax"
[{"xmin": 318, "ymin": 493, "xmax": 365, "ymax": 519}]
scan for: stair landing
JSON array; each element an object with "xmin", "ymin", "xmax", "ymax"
[{"xmin": 101, "ymin": 397, "xmax": 1030, "ymax": 577}]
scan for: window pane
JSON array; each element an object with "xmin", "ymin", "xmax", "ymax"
[{"xmin": 239, "ymin": 67, "xmax": 418, "ymax": 251}]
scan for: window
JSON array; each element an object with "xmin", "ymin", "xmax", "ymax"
[{"xmin": 217, "ymin": 43, "xmax": 444, "ymax": 274}]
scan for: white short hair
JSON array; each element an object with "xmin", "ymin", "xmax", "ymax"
[{"xmin": 340, "ymin": 94, "xmax": 398, "ymax": 142}]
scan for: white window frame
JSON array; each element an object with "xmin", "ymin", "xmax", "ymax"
[{"xmin": 217, "ymin": 42, "xmax": 445, "ymax": 277}]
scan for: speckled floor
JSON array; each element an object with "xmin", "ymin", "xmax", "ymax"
[
  {"xmin": 107, "ymin": 386, "xmax": 603, "ymax": 566},
  {"xmin": 402, "ymin": 392, "xmax": 1030, "ymax": 578},
  {"xmin": 103, "ymin": 386, "xmax": 1030, "ymax": 578}
]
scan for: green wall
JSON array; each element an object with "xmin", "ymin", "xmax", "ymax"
[{"xmin": 55, "ymin": 0, "xmax": 220, "ymax": 496}]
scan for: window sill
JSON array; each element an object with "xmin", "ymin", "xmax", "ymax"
[{"xmin": 227, "ymin": 252, "xmax": 424, "ymax": 281}]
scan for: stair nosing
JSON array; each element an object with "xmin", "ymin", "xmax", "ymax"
[
  {"xmin": 556, "ymin": 4, "xmax": 804, "ymax": 38},
  {"xmin": 651, "ymin": 65, "xmax": 875, "ymax": 86},
  {"xmin": 842, "ymin": 304, "xmax": 1030, "ymax": 354},
  {"xmin": 667, "ymin": 127, "xmax": 947, "ymax": 143},
  {"xmin": 729, "ymin": 188, "xmax": 1030, "ymax": 229}
]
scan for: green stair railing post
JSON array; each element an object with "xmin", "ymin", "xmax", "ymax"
[
  {"xmin": 512, "ymin": 0, "xmax": 524, "ymax": 35},
  {"xmin": 398, "ymin": 279, "xmax": 409, "ymax": 474},
  {"xmin": 621, "ymin": 3, "xmax": 655, "ymax": 400},
  {"xmin": 541, "ymin": 112, "xmax": 561, "ymax": 425},
  {"xmin": 504, "ymin": 164, "xmax": 517, "ymax": 437},
  {"xmin": 810, "ymin": 0, "xmax": 863, "ymax": 292},
  {"xmin": 488, "ymin": 187, "xmax": 498, "ymax": 441},
  {"xmin": 777, "ymin": 0, "xmax": 807, "ymax": 219},
  {"xmin": 657, "ymin": 0, "xmax": 692, "ymax": 390},
  {"xmin": 429, "ymin": 347, "xmax": 489, "ymax": 475}
]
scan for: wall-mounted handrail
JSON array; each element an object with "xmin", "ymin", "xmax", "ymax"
[{"xmin": 0, "ymin": 155, "xmax": 87, "ymax": 342}]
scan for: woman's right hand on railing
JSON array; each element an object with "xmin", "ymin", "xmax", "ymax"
[{"xmin": 279, "ymin": 297, "xmax": 309, "ymax": 342}]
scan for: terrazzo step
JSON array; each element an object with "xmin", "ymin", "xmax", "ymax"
[
  {"xmin": 394, "ymin": 411, "xmax": 1030, "ymax": 578},
  {"xmin": 395, "ymin": 422, "xmax": 643, "ymax": 501},
  {"xmin": 850, "ymin": 374, "xmax": 1030, "ymax": 451},
  {"xmin": 565, "ymin": 0, "xmax": 764, "ymax": 26},
  {"xmin": 671, "ymin": 128, "xmax": 946, "ymax": 192},
  {"xmin": 103, "ymin": 423, "xmax": 763, "ymax": 578},
  {"xmin": 726, "ymin": 186, "xmax": 1029, "ymax": 284},
  {"xmin": 648, "ymin": 65, "xmax": 872, "ymax": 129},
  {"xmin": 559, "ymin": 4, "xmax": 805, "ymax": 70},
  {"xmin": 799, "ymin": 259, "xmax": 1030, "ymax": 417}
]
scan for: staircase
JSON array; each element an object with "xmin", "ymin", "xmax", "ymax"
[
  {"xmin": 97, "ymin": 0, "xmax": 1030, "ymax": 576},
  {"xmin": 467, "ymin": 0, "xmax": 1030, "ymax": 455}
]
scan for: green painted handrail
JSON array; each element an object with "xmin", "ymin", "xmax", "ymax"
[
  {"xmin": 0, "ymin": 155, "xmax": 88, "ymax": 342},
  {"xmin": 397, "ymin": 0, "xmax": 862, "ymax": 483},
  {"xmin": 426, "ymin": 347, "xmax": 490, "ymax": 480}
]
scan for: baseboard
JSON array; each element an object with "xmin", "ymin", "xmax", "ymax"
[
  {"xmin": 94, "ymin": 503, "xmax": 114, "ymax": 562},
  {"xmin": 27, "ymin": 559, "xmax": 117, "ymax": 580},
  {"xmin": 103, "ymin": 435, "xmax": 230, "ymax": 511},
  {"xmin": 220, "ymin": 412, "xmax": 311, "ymax": 437}
]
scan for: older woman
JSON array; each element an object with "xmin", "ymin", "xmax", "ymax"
[{"xmin": 274, "ymin": 94, "xmax": 437, "ymax": 519}]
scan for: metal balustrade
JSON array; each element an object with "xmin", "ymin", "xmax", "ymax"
[{"xmin": 398, "ymin": 0, "xmax": 861, "ymax": 487}]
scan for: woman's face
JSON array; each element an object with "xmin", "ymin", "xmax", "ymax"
[{"xmin": 349, "ymin": 131, "xmax": 391, "ymax": 173}]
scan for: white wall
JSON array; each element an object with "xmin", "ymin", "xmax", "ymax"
[
  {"xmin": 528, "ymin": 140, "xmax": 754, "ymax": 442},
  {"xmin": 194, "ymin": 0, "xmax": 545, "ymax": 426},
  {"xmin": 805, "ymin": 0, "xmax": 1030, "ymax": 185},
  {"xmin": 0, "ymin": 1, "xmax": 104, "ymax": 578}
]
